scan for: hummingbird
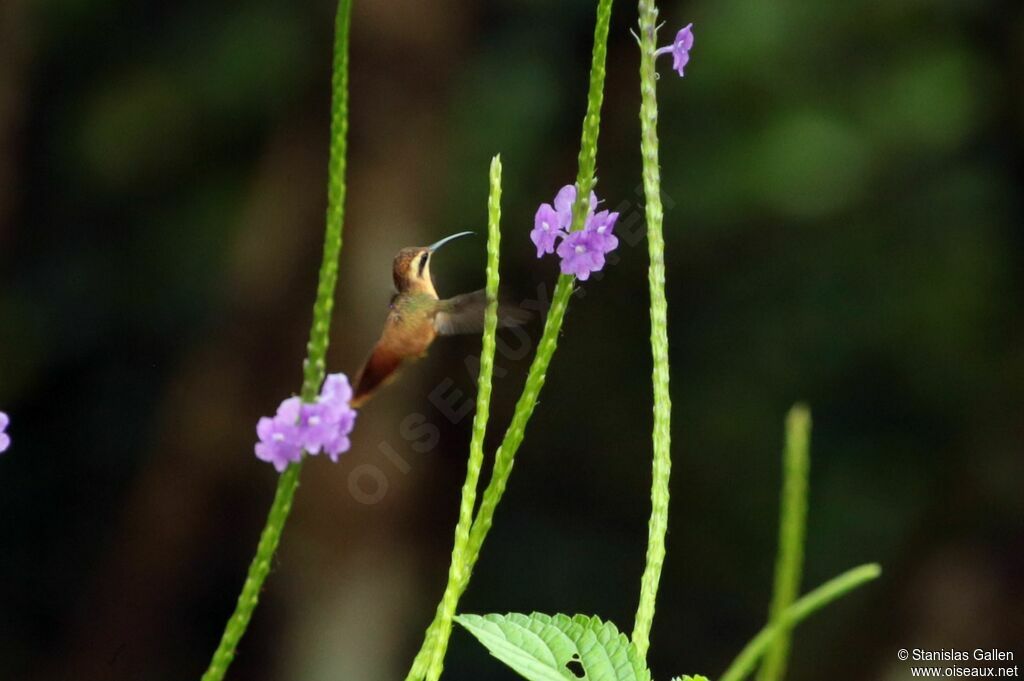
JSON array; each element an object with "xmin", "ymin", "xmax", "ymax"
[{"xmin": 351, "ymin": 231, "xmax": 525, "ymax": 408}]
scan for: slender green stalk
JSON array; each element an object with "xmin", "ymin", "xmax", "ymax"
[
  {"xmin": 201, "ymin": 466, "xmax": 302, "ymax": 681},
  {"xmin": 466, "ymin": 0, "xmax": 613, "ymax": 574},
  {"xmin": 631, "ymin": 0, "xmax": 672, "ymax": 661},
  {"xmin": 719, "ymin": 564, "xmax": 882, "ymax": 681},
  {"xmin": 757, "ymin": 405, "xmax": 812, "ymax": 681},
  {"xmin": 423, "ymin": 157, "xmax": 504, "ymax": 681},
  {"xmin": 405, "ymin": 1, "xmax": 615, "ymax": 677},
  {"xmin": 406, "ymin": 280, "xmax": 578, "ymax": 681},
  {"xmin": 200, "ymin": 1, "xmax": 353, "ymax": 679},
  {"xmin": 566, "ymin": 0, "xmax": 615, "ymax": 232},
  {"xmin": 299, "ymin": 0, "xmax": 354, "ymax": 404}
]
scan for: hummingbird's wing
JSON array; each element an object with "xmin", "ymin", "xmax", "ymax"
[
  {"xmin": 434, "ymin": 290, "xmax": 530, "ymax": 336},
  {"xmin": 352, "ymin": 342, "xmax": 405, "ymax": 407}
]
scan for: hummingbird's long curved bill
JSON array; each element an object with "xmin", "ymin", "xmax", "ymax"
[{"xmin": 428, "ymin": 231, "xmax": 474, "ymax": 252}]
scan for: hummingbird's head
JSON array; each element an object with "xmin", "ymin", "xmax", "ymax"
[
  {"xmin": 393, "ymin": 247, "xmax": 434, "ymax": 294},
  {"xmin": 392, "ymin": 231, "xmax": 474, "ymax": 294}
]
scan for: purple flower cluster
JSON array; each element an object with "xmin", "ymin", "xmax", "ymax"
[
  {"xmin": 255, "ymin": 374, "xmax": 357, "ymax": 472},
  {"xmin": 531, "ymin": 184, "xmax": 619, "ymax": 281},
  {"xmin": 0, "ymin": 411, "xmax": 9, "ymax": 454},
  {"xmin": 654, "ymin": 24, "xmax": 695, "ymax": 77}
]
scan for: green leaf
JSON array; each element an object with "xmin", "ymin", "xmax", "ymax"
[
  {"xmin": 455, "ymin": 613, "xmax": 652, "ymax": 681},
  {"xmin": 672, "ymin": 676, "xmax": 711, "ymax": 681}
]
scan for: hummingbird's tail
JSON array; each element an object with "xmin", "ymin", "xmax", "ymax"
[{"xmin": 351, "ymin": 342, "xmax": 404, "ymax": 408}]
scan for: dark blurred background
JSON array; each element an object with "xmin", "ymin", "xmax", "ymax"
[{"xmin": 1, "ymin": 0, "xmax": 1022, "ymax": 679}]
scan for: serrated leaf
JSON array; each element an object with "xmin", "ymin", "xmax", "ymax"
[
  {"xmin": 455, "ymin": 612, "xmax": 652, "ymax": 681},
  {"xmin": 672, "ymin": 676, "xmax": 711, "ymax": 681}
]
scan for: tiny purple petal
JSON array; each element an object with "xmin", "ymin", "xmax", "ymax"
[
  {"xmin": 256, "ymin": 416, "xmax": 276, "ymax": 442},
  {"xmin": 553, "ymin": 185, "xmax": 577, "ymax": 216},
  {"xmin": 671, "ymin": 50, "xmax": 691, "ymax": 77},
  {"xmin": 254, "ymin": 397, "xmax": 304, "ymax": 471},
  {"xmin": 303, "ymin": 374, "xmax": 358, "ymax": 458},
  {"xmin": 0, "ymin": 411, "xmax": 8, "ymax": 455},
  {"xmin": 675, "ymin": 23, "xmax": 694, "ymax": 51},
  {"xmin": 531, "ymin": 203, "xmax": 563, "ymax": 257},
  {"xmin": 323, "ymin": 410, "xmax": 357, "ymax": 462},
  {"xmin": 552, "ymin": 184, "xmax": 599, "ymax": 228},
  {"xmin": 254, "ymin": 404, "xmax": 303, "ymax": 472},
  {"xmin": 276, "ymin": 396, "xmax": 302, "ymax": 424},
  {"xmin": 557, "ymin": 229, "xmax": 606, "ymax": 281},
  {"xmin": 297, "ymin": 403, "xmax": 331, "ymax": 454},
  {"xmin": 320, "ymin": 373, "xmax": 353, "ymax": 406},
  {"xmin": 320, "ymin": 372, "xmax": 358, "ymax": 462},
  {"xmin": 585, "ymin": 210, "xmax": 620, "ymax": 254},
  {"xmin": 655, "ymin": 23, "xmax": 694, "ymax": 77}
]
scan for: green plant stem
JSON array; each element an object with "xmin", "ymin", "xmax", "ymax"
[
  {"xmin": 300, "ymin": 0, "xmax": 353, "ymax": 404},
  {"xmin": 631, "ymin": 0, "xmax": 672, "ymax": 662},
  {"xmin": 201, "ymin": 465, "xmax": 302, "ymax": 681},
  {"xmin": 464, "ymin": 274, "xmax": 572, "ymax": 549},
  {"xmin": 407, "ymin": 280, "xmax": 578, "ymax": 681},
  {"xmin": 757, "ymin": 405, "xmax": 811, "ymax": 681},
  {"xmin": 465, "ymin": 0, "xmax": 613, "ymax": 558},
  {"xmin": 406, "ymin": 1, "xmax": 614, "ymax": 677},
  {"xmin": 718, "ymin": 564, "xmax": 882, "ymax": 681},
  {"xmin": 199, "ymin": 1, "xmax": 352, "ymax": 679},
  {"xmin": 567, "ymin": 0, "xmax": 615, "ymax": 232},
  {"xmin": 423, "ymin": 157, "xmax": 504, "ymax": 681}
]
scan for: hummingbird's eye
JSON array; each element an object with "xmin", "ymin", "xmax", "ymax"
[{"xmin": 417, "ymin": 252, "xmax": 429, "ymax": 277}]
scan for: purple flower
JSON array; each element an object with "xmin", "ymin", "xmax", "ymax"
[
  {"xmin": 654, "ymin": 23, "xmax": 694, "ymax": 77},
  {"xmin": 322, "ymin": 408, "xmax": 356, "ymax": 462},
  {"xmin": 531, "ymin": 183, "xmax": 620, "ymax": 279},
  {"xmin": 254, "ymin": 373, "xmax": 358, "ymax": 471},
  {"xmin": 320, "ymin": 373, "xmax": 353, "ymax": 406},
  {"xmin": 553, "ymin": 184, "xmax": 599, "ymax": 229},
  {"xmin": 313, "ymin": 373, "xmax": 357, "ymax": 462},
  {"xmin": 531, "ymin": 203, "xmax": 562, "ymax": 257},
  {"xmin": 557, "ymin": 229, "xmax": 607, "ymax": 281},
  {"xmin": 255, "ymin": 397, "xmax": 304, "ymax": 472},
  {"xmin": 0, "ymin": 411, "xmax": 10, "ymax": 454},
  {"xmin": 586, "ymin": 210, "xmax": 619, "ymax": 254},
  {"xmin": 296, "ymin": 402, "xmax": 334, "ymax": 455}
]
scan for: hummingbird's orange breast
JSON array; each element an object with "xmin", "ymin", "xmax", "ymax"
[
  {"xmin": 383, "ymin": 317, "xmax": 437, "ymax": 358},
  {"xmin": 351, "ymin": 312, "xmax": 437, "ymax": 407}
]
